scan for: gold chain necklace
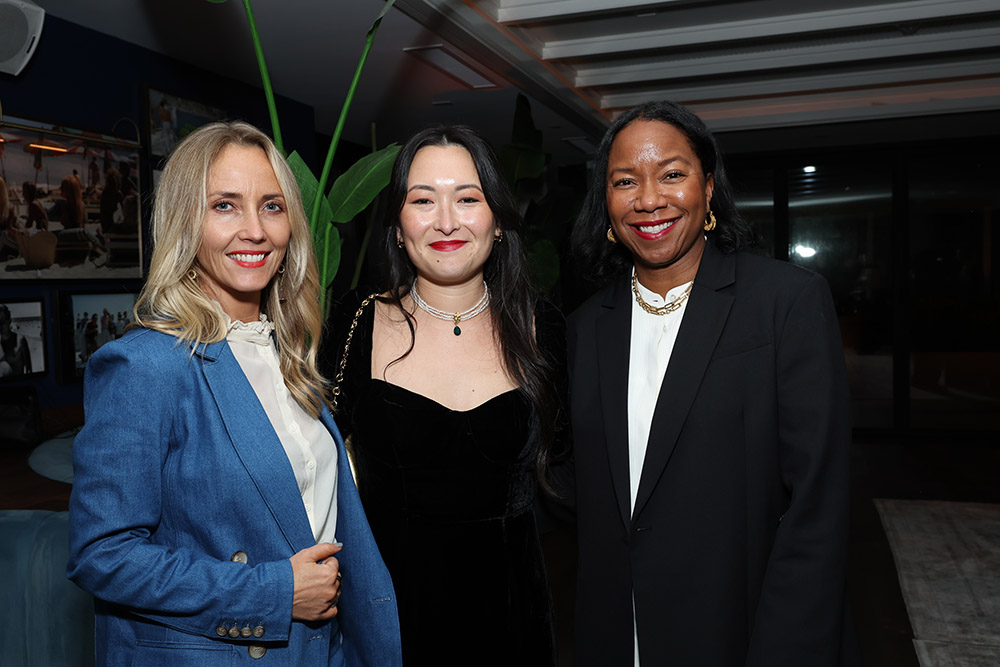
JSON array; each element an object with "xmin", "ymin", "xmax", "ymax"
[{"xmin": 631, "ymin": 274, "xmax": 693, "ymax": 316}]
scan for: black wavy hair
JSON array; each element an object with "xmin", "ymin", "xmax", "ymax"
[
  {"xmin": 377, "ymin": 124, "xmax": 559, "ymax": 486},
  {"xmin": 571, "ymin": 100, "xmax": 757, "ymax": 286}
]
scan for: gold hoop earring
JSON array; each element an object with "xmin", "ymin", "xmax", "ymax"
[
  {"xmin": 607, "ymin": 226, "xmax": 617, "ymax": 243},
  {"xmin": 704, "ymin": 210, "xmax": 717, "ymax": 232},
  {"xmin": 187, "ymin": 268, "xmax": 198, "ymax": 281},
  {"xmin": 277, "ymin": 263, "xmax": 285, "ymax": 274}
]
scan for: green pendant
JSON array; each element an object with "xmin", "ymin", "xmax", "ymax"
[{"xmin": 453, "ymin": 325, "xmax": 461, "ymax": 336}]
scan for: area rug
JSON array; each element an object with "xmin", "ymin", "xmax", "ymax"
[{"xmin": 875, "ymin": 499, "xmax": 1000, "ymax": 667}]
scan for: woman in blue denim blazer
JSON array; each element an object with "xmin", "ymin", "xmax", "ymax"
[{"xmin": 67, "ymin": 122, "xmax": 401, "ymax": 666}]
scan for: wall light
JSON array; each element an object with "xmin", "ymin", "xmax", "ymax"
[
  {"xmin": 794, "ymin": 244, "xmax": 817, "ymax": 258},
  {"xmin": 803, "ymin": 165, "xmax": 817, "ymax": 173}
]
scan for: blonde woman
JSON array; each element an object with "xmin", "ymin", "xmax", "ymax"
[{"xmin": 67, "ymin": 121, "xmax": 401, "ymax": 667}]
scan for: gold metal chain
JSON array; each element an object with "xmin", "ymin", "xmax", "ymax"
[
  {"xmin": 331, "ymin": 293, "xmax": 379, "ymax": 413},
  {"xmin": 631, "ymin": 274, "xmax": 693, "ymax": 316}
]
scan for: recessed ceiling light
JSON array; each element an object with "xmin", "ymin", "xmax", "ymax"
[{"xmin": 803, "ymin": 165, "xmax": 817, "ymax": 173}]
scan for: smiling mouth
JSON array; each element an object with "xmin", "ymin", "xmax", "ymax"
[
  {"xmin": 429, "ymin": 240, "xmax": 467, "ymax": 251},
  {"xmin": 227, "ymin": 251, "xmax": 270, "ymax": 267},
  {"xmin": 631, "ymin": 219, "xmax": 677, "ymax": 237}
]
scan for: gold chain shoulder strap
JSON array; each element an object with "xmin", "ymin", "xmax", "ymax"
[{"xmin": 331, "ymin": 293, "xmax": 379, "ymax": 414}]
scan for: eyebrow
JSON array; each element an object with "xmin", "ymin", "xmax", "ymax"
[
  {"xmin": 607, "ymin": 156, "xmax": 692, "ymax": 177},
  {"xmin": 407, "ymin": 183, "xmax": 484, "ymax": 193},
  {"xmin": 207, "ymin": 191, "xmax": 285, "ymax": 200}
]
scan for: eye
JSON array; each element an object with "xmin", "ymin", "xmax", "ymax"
[
  {"xmin": 410, "ymin": 197, "xmax": 433, "ymax": 205},
  {"xmin": 612, "ymin": 177, "xmax": 635, "ymax": 187},
  {"xmin": 458, "ymin": 196, "xmax": 481, "ymax": 204},
  {"xmin": 262, "ymin": 200, "xmax": 285, "ymax": 213},
  {"xmin": 213, "ymin": 200, "xmax": 234, "ymax": 212},
  {"xmin": 663, "ymin": 170, "xmax": 686, "ymax": 180}
]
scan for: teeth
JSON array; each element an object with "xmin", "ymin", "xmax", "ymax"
[
  {"xmin": 229, "ymin": 253, "xmax": 267, "ymax": 263},
  {"xmin": 637, "ymin": 221, "xmax": 673, "ymax": 233}
]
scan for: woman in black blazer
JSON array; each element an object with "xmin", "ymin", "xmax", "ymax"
[{"xmin": 566, "ymin": 100, "xmax": 859, "ymax": 666}]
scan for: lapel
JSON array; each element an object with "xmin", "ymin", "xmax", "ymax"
[
  {"xmin": 595, "ymin": 278, "xmax": 634, "ymax": 531},
  {"xmin": 197, "ymin": 339, "xmax": 316, "ymax": 552},
  {"xmin": 632, "ymin": 242, "xmax": 737, "ymax": 520}
]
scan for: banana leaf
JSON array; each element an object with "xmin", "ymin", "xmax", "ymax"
[{"xmin": 327, "ymin": 143, "xmax": 400, "ymax": 223}]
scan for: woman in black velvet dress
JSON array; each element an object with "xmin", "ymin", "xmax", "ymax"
[{"xmin": 323, "ymin": 125, "xmax": 564, "ymax": 666}]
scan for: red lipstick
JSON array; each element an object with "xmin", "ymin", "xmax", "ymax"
[
  {"xmin": 429, "ymin": 240, "xmax": 467, "ymax": 251},
  {"xmin": 228, "ymin": 251, "xmax": 269, "ymax": 268},
  {"xmin": 630, "ymin": 219, "xmax": 677, "ymax": 240}
]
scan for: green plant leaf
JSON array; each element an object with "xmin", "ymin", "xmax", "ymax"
[
  {"xmin": 327, "ymin": 143, "xmax": 400, "ymax": 223},
  {"xmin": 311, "ymin": 0, "xmax": 397, "ymax": 229},
  {"xmin": 287, "ymin": 151, "xmax": 334, "ymax": 236},
  {"xmin": 316, "ymin": 225, "xmax": 342, "ymax": 292}
]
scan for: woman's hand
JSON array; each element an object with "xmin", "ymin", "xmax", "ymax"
[{"xmin": 290, "ymin": 542, "xmax": 343, "ymax": 621}]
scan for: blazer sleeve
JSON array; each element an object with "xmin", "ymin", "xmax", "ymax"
[
  {"xmin": 747, "ymin": 272, "xmax": 854, "ymax": 665},
  {"xmin": 67, "ymin": 339, "xmax": 296, "ymax": 641}
]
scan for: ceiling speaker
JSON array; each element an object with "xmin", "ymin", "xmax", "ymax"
[{"xmin": 0, "ymin": 0, "xmax": 45, "ymax": 76}]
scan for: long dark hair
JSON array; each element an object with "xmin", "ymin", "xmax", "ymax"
[
  {"xmin": 378, "ymin": 124, "xmax": 558, "ymax": 485},
  {"xmin": 571, "ymin": 100, "xmax": 757, "ymax": 286}
]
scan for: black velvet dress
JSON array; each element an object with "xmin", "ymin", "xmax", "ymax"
[{"xmin": 325, "ymin": 291, "xmax": 560, "ymax": 666}]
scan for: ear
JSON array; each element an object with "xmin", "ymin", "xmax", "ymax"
[{"xmin": 705, "ymin": 173, "xmax": 715, "ymax": 207}]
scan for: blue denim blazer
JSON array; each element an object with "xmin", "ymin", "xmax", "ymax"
[{"xmin": 67, "ymin": 327, "xmax": 401, "ymax": 666}]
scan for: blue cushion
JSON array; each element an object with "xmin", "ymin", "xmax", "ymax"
[{"xmin": 0, "ymin": 510, "xmax": 94, "ymax": 667}]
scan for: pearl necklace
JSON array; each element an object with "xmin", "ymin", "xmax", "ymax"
[
  {"xmin": 410, "ymin": 280, "xmax": 490, "ymax": 336},
  {"xmin": 631, "ymin": 273, "xmax": 692, "ymax": 315}
]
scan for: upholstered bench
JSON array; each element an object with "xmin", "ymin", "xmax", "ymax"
[{"xmin": 0, "ymin": 510, "xmax": 94, "ymax": 667}]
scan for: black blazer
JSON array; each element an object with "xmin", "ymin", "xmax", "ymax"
[{"xmin": 566, "ymin": 241, "xmax": 859, "ymax": 666}]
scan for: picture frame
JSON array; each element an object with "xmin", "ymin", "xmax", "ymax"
[
  {"xmin": 0, "ymin": 297, "xmax": 47, "ymax": 380},
  {"xmin": 0, "ymin": 114, "xmax": 143, "ymax": 281},
  {"xmin": 57, "ymin": 290, "xmax": 139, "ymax": 382},
  {"xmin": 146, "ymin": 87, "xmax": 227, "ymax": 161}
]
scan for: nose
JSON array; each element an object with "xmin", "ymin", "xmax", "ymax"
[
  {"xmin": 634, "ymin": 180, "xmax": 667, "ymax": 213},
  {"xmin": 238, "ymin": 210, "xmax": 266, "ymax": 242},
  {"xmin": 435, "ymin": 202, "xmax": 460, "ymax": 235}
]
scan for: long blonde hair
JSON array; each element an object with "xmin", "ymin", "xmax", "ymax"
[{"xmin": 134, "ymin": 121, "xmax": 327, "ymax": 417}]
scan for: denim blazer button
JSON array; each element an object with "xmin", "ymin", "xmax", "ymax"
[
  {"xmin": 230, "ymin": 550, "xmax": 248, "ymax": 563},
  {"xmin": 253, "ymin": 625, "xmax": 265, "ymax": 638},
  {"xmin": 249, "ymin": 645, "xmax": 267, "ymax": 659},
  {"xmin": 215, "ymin": 625, "xmax": 228, "ymax": 637}
]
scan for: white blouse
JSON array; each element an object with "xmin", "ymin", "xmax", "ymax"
[
  {"xmin": 627, "ymin": 272, "xmax": 693, "ymax": 667},
  {"xmin": 627, "ymin": 274, "xmax": 693, "ymax": 513},
  {"xmin": 226, "ymin": 313, "xmax": 338, "ymax": 545}
]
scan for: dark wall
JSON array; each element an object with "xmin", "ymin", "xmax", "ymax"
[{"xmin": 1, "ymin": 16, "xmax": 318, "ymax": 411}]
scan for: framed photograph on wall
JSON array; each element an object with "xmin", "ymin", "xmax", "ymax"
[
  {"xmin": 57, "ymin": 290, "xmax": 139, "ymax": 382},
  {"xmin": 0, "ymin": 114, "xmax": 143, "ymax": 281},
  {"xmin": 146, "ymin": 87, "xmax": 227, "ymax": 160},
  {"xmin": 0, "ymin": 298, "xmax": 46, "ymax": 380}
]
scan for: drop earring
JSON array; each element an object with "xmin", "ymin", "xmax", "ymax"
[{"xmin": 704, "ymin": 210, "xmax": 717, "ymax": 231}]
